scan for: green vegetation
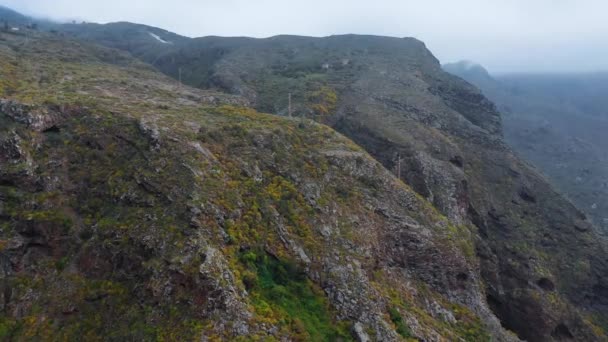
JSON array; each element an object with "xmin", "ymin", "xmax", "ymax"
[
  {"xmin": 309, "ymin": 86, "xmax": 338, "ymax": 120},
  {"xmin": 240, "ymin": 250, "xmax": 353, "ymax": 341},
  {"xmin": 388, "ymin": 306, "xmax": 413, "ymax": 338}
]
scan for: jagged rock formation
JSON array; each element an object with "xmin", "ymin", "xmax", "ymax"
[{"xmin": 0, "ymin": 13, "xmax": 606, "ymax": 341}]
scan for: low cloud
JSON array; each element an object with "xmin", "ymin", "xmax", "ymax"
[{"xmin": 2, "ymin": 0, "xmax": 607, "ymax": 73}]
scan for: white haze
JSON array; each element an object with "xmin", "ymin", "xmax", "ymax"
[{"xmin": 2, "ymin": 0, "xmax": 608, "ymax": 73}]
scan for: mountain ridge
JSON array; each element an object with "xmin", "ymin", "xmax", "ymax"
[
  {"xmin": 0, "ymin": 28, "xmax": 505, "ymax": 341},
  {"xmin": 0, "ymin": 8, "xmax": 607, "ymax": 341},
  {"xmin": 51, "ymin": 22, "xmax": 608, "ymax": 340}
]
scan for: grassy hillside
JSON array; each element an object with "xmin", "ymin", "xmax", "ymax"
[
  {"xmin": 66, "ymin": 30, "xmax": 608, "ymax": 340},
  {"xmin": 1, "ymin": 17, "xmax": 607, "ymax": 341},
  {"xmin": 0, "ymin": 29, "xmax": 504, "ymax": 341}
]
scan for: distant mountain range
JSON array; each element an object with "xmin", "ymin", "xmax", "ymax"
[{"xmin": 445, "ymin": 61, "xmax": 608, "ymax": 233}]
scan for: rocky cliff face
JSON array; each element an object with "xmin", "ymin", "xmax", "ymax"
[
  {"xmin": 445, "ymin": 61, "xmax": 608, "ymax": 236},
  {"xmin": 0, "ymin": 21, "xmax": 607, "ymax": 341},
  {"xmin": 0, "ymin": 29, "xmax": 510, "ymax": 341},
  {"xmin": 73, "ymin": 31, "xmax": 608, "ymax": 340}
]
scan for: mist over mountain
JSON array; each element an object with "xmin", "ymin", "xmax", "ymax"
[
  {"xmin": 6, "ymin": 0, "xmax": 608, "ymax": 72},
  {"xmin": 0, "ymin": 5, "xmax": 27, "ymax": 23},
  {"xmin": 1, "ymin": 5, "xmax": 608, "ymax": 341},
  {"xmin": 445, "ymin": 61, "xmax": 608, "ymax": 234}
]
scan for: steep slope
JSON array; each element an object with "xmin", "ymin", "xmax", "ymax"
[
  {"xmin": 445, "ymin": 61, "xmax": 608, "ymax": 234},
  {"xmin": 66, "ymin": 31, "xmax": 608, "ymax": 340},
  {"xmin": 0, "ymin": 29, "xmax": 520, "ymax": 341},
  {"xmin": 6, "ymin": 15, "xmax": 608, "ymax": 339}
]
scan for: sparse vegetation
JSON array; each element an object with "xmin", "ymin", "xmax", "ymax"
[{"xmin": 388, "ymin": 306, "xmax": 413, "ymax": 338}]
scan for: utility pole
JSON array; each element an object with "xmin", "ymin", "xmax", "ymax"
[
  {"xmin": 396, "ymin": 153, "xmax": 402, "ymax": 179},
  {"xmin": 288, "ymin": 92, "xmax": 292, "ymax": 118}
]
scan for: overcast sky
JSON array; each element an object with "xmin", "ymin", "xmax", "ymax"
[{"xmin": 2, "ymin": 0, "xmax": 607, "ymax": 73}]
